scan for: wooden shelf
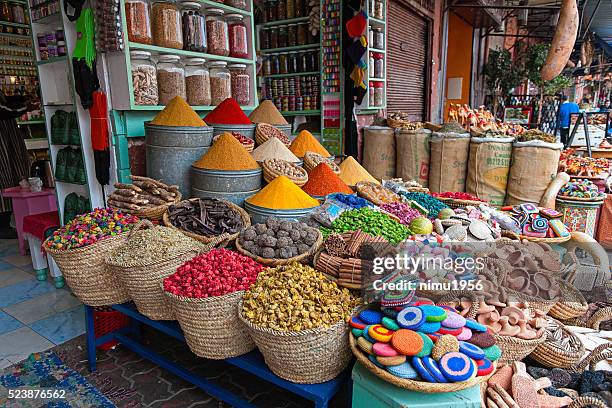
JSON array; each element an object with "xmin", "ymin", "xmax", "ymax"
[
  {"xmin": 260, "ymin": 44, "xmax": 319, "ymax": 53},
  {"xmin": 260, "ymin": 16, "xmax": 310, "ymax": 28},
  {"xmin": 37, "ymin": 56, "xmax": 67, "ymax": 65},
  {"xmin": 129, "ymin": 104, "xmax": 257, "ymax": 111},
  {"xmin": 369, "ymin": 16, "xmax": 385, "ymax": 25},
  {"xmin": 0, "ymin": 20, "xmax": 29, "ymax": 28},
  {"xmin": 24, "ymin": 138, "xmax": 49, "ymax": 150},
  {"xmin": 0, "ymin": 32, "xmax": 31, "ymax": 39},
  {"xmin": 264, "ymin": 71, "xmax": 319, "ymax": 78},
  {"xmin": 128, "ymin": 42, "xmax": 255, "ymax": 64},
  {"xmin": 369, "ymin": 48, "xmax": 385, "ymax": 54},
  {"xmin": 32, "ymin": 12, "xmax": 62, "ymax": 24},
  {"xmin": 281, "ymin": 110, "xmax": 321, "ymax": 116},
  {"xmin": 199, "ymin": 0, "xmax": 251, "ymax": 16},
  {"xmin": 17, "ymin": 119, "xmax": 45, "ymax": 125}
]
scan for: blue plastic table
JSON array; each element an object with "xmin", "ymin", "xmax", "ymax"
[{"xmin": 85, "ymin": 304, "xmax": 350, "ymax": 408}]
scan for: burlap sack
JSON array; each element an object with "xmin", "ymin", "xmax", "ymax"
[
  {"xmin": 466, "ymin": 137, "xmax": 513, "ymax": 206},
  {"xmin": 362, "ymin": 126, "xmax": 395, "ymax": 180},
  {"xmin": 395, "ymin": 128, "xmax": 432, "ymax": 187},
  {"xmin": 505, "ymin": 140, "xmax": 563, "ymax": 205},
  {"xmin": 428, "ymin": 132, "xmax": 471, "ymax": 193}
]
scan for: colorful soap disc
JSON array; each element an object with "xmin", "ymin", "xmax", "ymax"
[
  {"xmin": 427, "ymin": 333, "xmax": 440, "ymax": 343},
  {"xmin": 412, "ymin": 357, "xmax": 437, "ymax": 383},
  {"xmin": 465, "ymin": 318, "xmax": 487, "ymax": 333},
  {"xmin": 362, "ymin": 325, "xmax": 377, "ymax": 343},
  {"xmin": 386, "ymin": 361, "xmax": 418, "ymax": 379},
  {"xmin": 376, "ymin": 355, "xmax": 407, "ymax": 367},
  {"xmin": 413, "ymin": 299, "xmax": 435, "ymax": 306},
  {"xmin": 415, "ymin": 332, "xmax": 434, "ymax": 358},
  {"xmin": 359, "ymin": 310, "xmax": 384, "ymax": 325},
  {"xmin": 382, "ymin": 317, "xmax": 400, "ymax": 331},
  {"xmin": 350, "ymin": 315, "xmax": 368, "ymax": 330},
  {"xmin": 357, "ymin": 337, "xmax": 374, "ymax": 355},
  {"xmin": 419, "ymin": 305, "xmax": 448, "ymax": 322},
  {"xmin": 457, "ymin": 326, "xmax": 473, "ymax": 341},
  {"xmin": 483, "ymin": 345, "xmax": 502, "ymax": 361},
  {"xmin": 373, "ymin": 342, "xmax": 399, "ymax": 357},
  {"xmin": 368, "ymin": 354, "xmax": 385, "ymax": 368},
  {"xmin": 369, "ymin": 324, "xmax": 394, "ymax": 343},
  {"xmin": 437, "ymin": 326, "xmax": 462, "ymax": 336},
  {"xmin": 439, "ymin": 352, "xmax": 475, "ymax": 382},
  {"xmin": 419, "ymin": 321, "xmax": 442, "ymax": 334},
  {"xmin": 441, "ymin": 311, "xmax": 466, "ymax": 329},
  {"xmin": 468, "ymin": 331, "xmax": 496, "ymax": 348},
  {"xmin": 391, "ymin": 329, "xmax": 424, "ymax": 356},
  {"xmin": 396, "ymin": 307, "xmax": 425, "ymax": 330},
  {"xmin": 351, "ymin": 328, "xmax": 363, "ymax": 337},
  {"xmin": 459, "ymin": 341, "xmax": 485, "ymax": 360},
  {"xmin": 382, "ymin": 308, "xmax": 399, "ymax": 318},
  {"xmin": 475, "ymin": 358, "xmax": 494, "ymax": 376},
  {"xmin": 422, "ymin": 357, "xmax": 447, "ymax": 383}
]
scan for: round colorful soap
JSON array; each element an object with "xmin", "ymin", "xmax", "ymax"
[
  {"xmin": 382, "ymin": 317, "xmax": 400, "ymax": 331},
  {"xmin": 351, "ymin": 328, "xmax": 363, "ymax": 337},
  {"xmin": 419, "ymin": 321, "xmax": 442, "ymax": 334},
  {"xmin": 382, "ymin": 308, "xmax": 399, "ymax": 318},
  {"xmin": 422, "ymin": 357, "xmax": 447, "ymax": 383},
  {"xmin": 386, "ymin": 361, "xmax": 418, "ymax": 379},
  {"xmin": 439, "ymin": 352, "xmax": 475, "ymax": 382},
  {"xmin": 475, "ymin": 358, "xmax": 494, "ymax": 376},
  {"xmin": 457, "ymin": 326, "xmax": 473, "ymax": 341},
  {"xmin": 360, "ymin": 310, "xmax": 384, "ymax": 325},
  {"xmin": 350, "ymin": 315, "xmax": 368, "ymax": 329},
  {"xmin": 368, "ymin": 354, "xmax": 385, "ymax": 368},
  {"xmin": 412, "ymin": 357, "xmax": 437, "ymax": 383},
  {"xmin": 441, "ymin": 311, "xmax": 466, "ymax": 329},
  {"xmin": 369, "ymin": 325, "xmax": 394, "ymax": 342},
  {"xmin": 391, "ymin": 329, "xmax": 424, "ymax": 356},
  {"xmin": 415, "ymin": 332, "xmax": 434, "ymax": 358},
  {"xmin": 438, "ymin": 326, "xmax": 462, "ymax": 336},
  {"xmin": 413, "ymin": 299, "xmax": 435, "ymax": 306},
  {"xmin": 373, "ymin": 342, "xmax": 399, "ymax": 357},
  {"xmin": 396, "ymin": 307, "xmax": 425, "ymax": 330},
  {"xmin": 419, "ymin": 305, "xmax": 447, "ymax": 322},
  {"xmin": 465, "ymin": 318, "xmax": 487, "ymax": 332},
  {"xmin": 357, "ymin": 337, "xmax": 374, "ymax": 355},
  {"xmin": 362, "ymin": 325, "xmax": 376, "ymax": 343},
  {"xmin": 459, "ymin": 341, "xmax": 485, "ymax": 360},
  {"xmin": 377, "ymin": 355, "xmax": 407, "ymax": 367},
  {"xmin": 468, "ymin": 330, "xmax": 496, "ymax": 348},
  {"xmin": 483, "ymin": 345, "xmax": 502, "ymax": 361}
]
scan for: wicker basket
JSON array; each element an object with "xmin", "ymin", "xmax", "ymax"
[
  {"xmin": 349, "ymin": 334, "xmax": 495, "ymax": 392},
  {"xmin": 105, "ymin": 220, "xmax": 210, "ymax": 320},
  {"xmin": 109, "ymin": 191, "xmax": 182, "ymax": 221},
  {"xmin": 303, "ymin": 152, "xmax": 340, "ymax": 174},
  {"xmin": 355, "ymin": 182, "xmax": 402, "ymax": 206},
  {"xmin": 530, "ymin": 318, "xmax": 585, "ymax": 368},
  {"xmin": 235, "ymin": 230, "xmax": 323, "ymax": 266},
  {"xmin": 569, "ymin": 396, "xmax": 609, "ymax": 408},
  {"xmin": 262, "ymin": 159, "xmax": 308, "ymax": 187},
  {"xmin": 493, "ymin": 333, "xmax": 545, "ymax": 364},
  {"xmin": 162, "ymin": 198, "xmax": 250, "ymax": 247},
  {"xmin": 238, "ymin": 300, "xmax": 352, "ymax": 383},
  {"xmin": 549, "ymin": 281, "xmax": 589, "ymax": 320},
  {"xmin": 164, "ymin": 290, "xmax": 255, "ymax": 359},
  {"xmin": 569, "ymin": 342, "xmax": 612, "ymax": 373},
  {"xmin": 255, "ymin": 123, "xmax": 291, "ymax": 147},
  {"xmin": 44, "ymin": 234, "xmax": 131, "ymax": 306},
  {"xmin": 434, "ymin": 196, "xmax": 487, "ymax": 209}
]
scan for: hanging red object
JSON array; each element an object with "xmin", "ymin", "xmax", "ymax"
[{"xmin": 89, "ymin": 91, "xmax": 110, "ymax": 185}]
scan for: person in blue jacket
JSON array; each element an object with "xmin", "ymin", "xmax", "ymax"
[{"xmin": 558, "ymin": 95, "xmax": 580, "ymax": 145}]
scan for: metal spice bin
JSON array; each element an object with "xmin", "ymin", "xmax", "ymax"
[{"xmin": 190, "ymin": 167, "xmax": 262, "ymax": 206}]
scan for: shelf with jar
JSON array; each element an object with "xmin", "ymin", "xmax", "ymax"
[
  {"xmin": 109, "ymin": 0, "xmax": 257, "ymax": 110},
  {"xmin": 358, "ymin": 0, "xmax": 386, "ymax": 111}
]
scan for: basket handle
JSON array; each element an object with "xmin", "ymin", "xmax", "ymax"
[
  {"xmin": 128, "ymin": 219, "xmax": 154, "ymax": 239},
  {"xmin": 570, "ymin": 342, "xmax": 612, "ymax": 373},
  {"xmin": 564, "ymin": 231, "xmax": 610, "ymax": 276},
  {"xmin": 587, "ymin": 307, "xmax": 612, "ymax": 330}
]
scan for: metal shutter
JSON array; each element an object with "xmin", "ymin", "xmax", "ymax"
[{"xmin": 386, "ymin": 0, "xmax": 428, "ymax": 120}]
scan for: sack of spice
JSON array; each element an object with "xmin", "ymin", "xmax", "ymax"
[
  {"xmin": 163, "ymin": 248, "xmax": 264, "ymax": 359},
  {"xmin": 43, "ymin": 208, "xmax": 140, "ymax": 306},
  {"xmin": 239, "ymin": 262, "xmax": 358, "ymax": 383},
  {"xmin": 105, "ymin": 221, "xmax": 207, "ymax": 320},
  {"xmin": 429, "ymin": 124, "xmax": 471, "ymax": 193}
]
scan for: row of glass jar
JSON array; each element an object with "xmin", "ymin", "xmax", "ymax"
[
  {"xmin": 262, "ymin": 50, "xmax": 318, "ymax": 76},
  {"xmin": 367, "ymin": 0, "xmax": 384, "ymax": 20},
  {"xmin": 368, "ymin": 52, "xmax": 384, "ymax": 79},
  {"xmin": 368, "ymin": 26, "xmax": 384, "ymax": 50},
  {"xmin": 0, "ymin": 1, "xmax": 26, "ymax": 23},
  {"xmin": 126, "ymin": 0, "xmax": 250, "ymax": 58},
  {"xmin": 259, "ymin": 22, "xmax": 316, "ymax": 49},
  {"xmin": 31, "ymin": 0, "xmax": 61, "ymax": 22},
  {"xmin": 368, "ymin": 81, "xmax": 384, "ymax": 107},
  {"xmin": 131, "ymin": 51, "xmax": 251, "ymax": 106},
  {"xmin": 262, "ymin": 0, "xmax": 309, "ymax": 22}
]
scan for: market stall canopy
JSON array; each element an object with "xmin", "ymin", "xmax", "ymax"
[{"xmin": 448, "ymin": 0, "xmax": 504, "ymax": 28}]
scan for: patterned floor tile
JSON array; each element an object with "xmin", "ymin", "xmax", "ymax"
[
  {"xmin": 0, "ymin": 279, "xmax": 56, "ymax": 308},
  {"xmin": 1, "ymin": 253, "xmax": 32, "ymax": 267},
  {"xmin": 0, "ymin": 310, "xmax": 23, "ymax": 335},
  {"xmin": 29, "ymin": 306, "xmax": 85, "ymax": 345},
  {"xmin": 3, "ymin": 289, "xmax": 81, "ymax": 324},
  {"xmin": 0, "ymin": 267, "xmax": 33, "ymax": 288},
  {"xmin": 0, "ymin": 327, "xmax": 54, "ymax": 363}
]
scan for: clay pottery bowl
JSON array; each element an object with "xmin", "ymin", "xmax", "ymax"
[
  {"xmin": 533, "ymin": 272, "xmax": 553, "ymax": 292},
  {"xmin": 506, "ymin": 250, "xmax": 524, "ymax": 266},
  {"xmin": 501, "ymin": 305, "xmax": 525, "ymax": 325},
  {"xmin": 505, "ymin": 268, "xmax": 530, "ymax": 292}
]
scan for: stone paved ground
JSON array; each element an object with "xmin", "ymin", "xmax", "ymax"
[{"xmin": 54, "ymin": 327, "xmax": 350, "ymax": 408}]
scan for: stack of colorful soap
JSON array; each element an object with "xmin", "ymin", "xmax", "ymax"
[
  {"xmin": 501, "ymin": 203, "xmax": 570, "ymax": 239},
  {"xmin": 350, "ymin": 302, "xmax": 500, "ymax": 384}
]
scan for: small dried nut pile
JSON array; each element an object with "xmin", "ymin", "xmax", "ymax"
[
  {"xmin": 239, "ymin": 218, "xmax": 319, "ymax": 259},
  {"xmin": 256, "ymin": 123, "xmax": 291, "ymax": 146},
  {"xmin": 108, "ymin": 176, "xmax": 179, "ymax": 212},
  {"xmin": 264, "ymin": 158, "xmax": 307, "ymax": 180},
  {"xmin": 242, "ymin": 262, "xmax": 358, "ymax": 331}
]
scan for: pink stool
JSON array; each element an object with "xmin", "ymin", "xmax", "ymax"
[
  {"xmin": 1, "ymin": 187, "xmax": 57, "ymax": 256},
  {"xmin": 23, "ymin": 211, "xmax": 64, "ymax": 288}
]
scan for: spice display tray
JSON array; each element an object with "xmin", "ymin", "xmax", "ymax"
[{"xmin": 86, "ymin": 304, "xmax": 350, "ymax": 408}]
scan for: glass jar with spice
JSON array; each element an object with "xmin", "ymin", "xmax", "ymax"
[
  {"xmin": 185, "ymin": 57, "xmax": 210, "ymax": 106},
  {"xmin": 225, "ymin": 0, "xmax": 247, "ymax": 10},
  {"xmin": 131, "ymin": 50, "xmax": 158, "ymax": 105},
  {"xmin": 308, "ymin": 50, "xmax": 317, "ymax": 71},
  {"xmin": 228, "ymin": 64, "xmax": 250, "ymax": 106},
  {"xmin": 0, "ymin": 1, "xmax": 12, "ymax": 21},
  {"xmin": 266, "ymin": 0, "xmax": 277, "ymax": 21},
  {"xmin": 270, "ymin": 53, "xmax": 280, "ymax": 74},
  {"xmin": 368, "ymin": 81, "xmax": 374, "ymax": 106},
  {"xmin": 294, "ymin": 0, "xmax": 303, "ymax": 16},
  {"xmin": 11, "ymin": 3, "xmax": 24, "ymax": 23},
  {"xmin": 374, "ymin": 0, "xmax": 384, "ymax": 19},
  {"xmin": 296, "ymin": 22, "xmax": 307, "ymax": 45},
  {"xmin": 373, "ymin": 52, "xmax": 384, "ymax": 78},
  {"xmin": 181, "ymin": 1, "xmax": 206, "ymax": 52},
  {"xmin": 368, "ymin": 0, "xmax": 375, "ymax": 18},
  {"xmin": 286, "ymin": 0, "xmax": 294, "ymax": 19},
  {"xmin": 373, "ymin": 27, "xmax": 384, "ymax": 50},
  {"xmin": 209, "ymin": 61, "xmax": 231, "ymax": 105},
  {"xmin": 288, "ymin": 51, "xmax": 298, "ymax": 73},
  {"xmin": 227, "ymin": 14, "xmax": 248, "ymax": 59},
  {"xmin": 125, "ymin": 0, "xmax": 152, "ymax": 44},
  {"xmin": 287, "ymin": 24, "xmax": 297, "ymax": 47},
  {"xmin": 259, "ymin": 27, "xmax": 270, "ymax": 49},
  {"xmin": 205, "ymin": 8, "xmax": 229, "ymax": 56},
  {"xmin": 262, "ymin": 55, "xmax": 272, "ymax": 75},
  {"xmin": 152, "ymin": 0, "xmax": 182, "ymax": 49},
  {"xmin": 374, "ymin": 82, "xmax": 384, "ymax": 106},
  {"xmin": 278, "ymin": 52, "xmax": 288, "ymax": 74},
  {"xmin": 277, "ymin": 25, "xmax": 287, "ymax": 48},
  {"xmin": 276, "ymin": 0, "xmax": 286, "ymax": 20},
  {"xmin": 156, "ymin": 54, "xmax": 185, "ymax": 105},
  {"xmin": 269, "ymin": 26, "xmax": 278, "ymax": 49}
]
